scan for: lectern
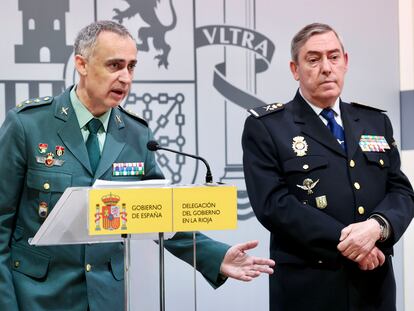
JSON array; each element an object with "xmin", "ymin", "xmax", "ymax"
[{"xmin": 30, "ymin": 180, "xmax": 237, "ymax": 311}]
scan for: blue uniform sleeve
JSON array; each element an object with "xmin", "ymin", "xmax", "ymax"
[{"xmin": 370, "ymin": 114, "xmax": 414, "ymax": 247}]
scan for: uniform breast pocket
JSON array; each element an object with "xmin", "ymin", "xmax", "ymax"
[
  {"xmin": 282, "ymin": 155, "xmax": 328, "ymax": 203},
  {"xmin": 363, "ymin": 152, "xmax": 390, "ymax": 169},
  {"xmin": 282, "ymin": 155, "xmax": 328, "ymax": 175},
  {"xmin": 11, "ymin": 244, "xmax": 50, "ymax": 280},
  {"xmin": 26, "ymin": 168, "xmax": 72, "ymax": 219}
]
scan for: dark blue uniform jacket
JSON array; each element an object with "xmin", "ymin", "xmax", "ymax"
[{"xmin": 242, "ymin": 91, "xmax": 414, "ymax": 311}]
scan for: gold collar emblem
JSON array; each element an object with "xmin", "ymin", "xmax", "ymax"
[{"xmin": 292, "ymin": 136, "xmax": 308, "ymax": 157}]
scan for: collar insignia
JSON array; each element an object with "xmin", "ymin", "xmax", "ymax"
[
  {"xmin": 115, "ymin": 115, "xmax": 122, "ymax": 124},
  {"xmin": 61, "ymin": 107, "xmax": 69, "ymax": 115}
]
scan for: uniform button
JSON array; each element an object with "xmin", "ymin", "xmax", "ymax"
[
  {"xmin": 303, "ymin": 164, "xmax": 309, "ymax": 170},
  {"xmin": 358, "ymin": 206, "xmax": 365, "ymax": 215},
  {"xmin": 86, "ymin": 264, "xmax": 92, "ymax": 272},
  {"xmin": 14, "ymin": 261, "xmax": 20, "ymax": 268},
  {"xmin": 379, "ymin": 159, "xmax": 384, "ymax": 166},
  {"xmin": 354, "ymin": 182, "xmax": 361, "ymax": 190},
  {"xmin": 43, "ymin": 182, "xmax": 50, "ymax": 190},
  {"xmin": 318, "ymin": 260, "xmax": 323, "ymax": 264},
  {"xmin": 349, "ymin": 160, "xmax": 355, "ymax": 168}
]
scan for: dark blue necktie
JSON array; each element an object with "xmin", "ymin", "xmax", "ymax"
[
  {"xmin": 320, "ymin": 108, "xmax": 346, "ymax": 150},
  {"xmin": 86, "ymin": 118, "xmax": 103, "ymax": 173}
]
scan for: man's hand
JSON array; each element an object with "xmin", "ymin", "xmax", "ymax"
[
  {"xmin": 358, "ymin": 246, "xmax": 386, "ymax": 271},
  {"xmin": 337, "ymin": 219, "xmax": 381, "ymax": 262},
  {"xmin": 220, "ymin": 240, "xmax": 275, "ymax": 281}
]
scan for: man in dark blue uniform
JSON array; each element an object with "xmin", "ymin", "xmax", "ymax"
[
  {"xmin": 242, "ymin": 22, "xmax": 414, "ymax": 311},
  {"xmin": 0, "ymin": 20, "xmax": 275, "ymax": 311}
]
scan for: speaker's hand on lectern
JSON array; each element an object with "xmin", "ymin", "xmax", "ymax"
[{"xmin": 219, "ymin": 240, "xmax": 275, "ymax": 281}]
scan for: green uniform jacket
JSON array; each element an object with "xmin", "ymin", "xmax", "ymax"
[{"xmin": 0, "ymin": 86, "xmax": 229, "ymax": 311}]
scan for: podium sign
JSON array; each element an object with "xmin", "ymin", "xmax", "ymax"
[
  {"xmin": 89, "ymin": 187, "xmax": 173, "ymax": 235},
  {"xmin": 173, "ymin": 185, "xmax": 237, "ymax": 231},
  {"xmin": 88, "ymin": 184, "xmax": 237, "ymax": 235},
  {"xmin": 32, "ymin": 182, "xmax": 237, "ymax": 311}
]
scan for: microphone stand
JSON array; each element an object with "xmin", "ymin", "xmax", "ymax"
[
  {"xmin": 147, "ymin": 142, "xmax": 213, "ymax": 184},
  {"xmin": 147, "ymin": 141, "xmax": 214, "ymax": 311},
  {"xmin": 122, "ymin": 233, "xmax": 131, "ymax": 311},
  {"xmin": 159, "ymin": 232, "xmax": 165, "ymax": 311},
  {"xmin": 161, "ymin": 147, "xmax": 212, "ymax": 183}
]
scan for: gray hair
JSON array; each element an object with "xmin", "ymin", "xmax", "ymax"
[
  {"xmin": 291, "ymin": 23, "xmax": 345, "ymax": 63},
  {"xmin": 74, "ymin": 20, "xmax": 135, "ymax": 59}
]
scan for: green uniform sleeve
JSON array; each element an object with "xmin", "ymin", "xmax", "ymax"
[
  {"xmin": 164, "ymin": 232, "xmax": 230, "ymax": 288},
  {"xmin": 0, "ymin": 110, "xmax": 26, "ymax": 310}
]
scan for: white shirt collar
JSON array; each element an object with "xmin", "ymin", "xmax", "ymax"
[{"xmin": 299, "ymin": 88, "xmax": 341, "ymax": 118}]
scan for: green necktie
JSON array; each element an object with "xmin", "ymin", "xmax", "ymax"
[{"xmin": 86, "ymin": 118, "xmax": 103, "ymax": 173}]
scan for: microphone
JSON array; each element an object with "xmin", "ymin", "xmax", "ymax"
[{"xmin": 147, "ymin": 140, "xmax": 213, "ymax": 183}]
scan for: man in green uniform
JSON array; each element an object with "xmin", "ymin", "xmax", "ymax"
[{"xmin": 0, "ymin": 20, "xmax": 274, "ymax": 311}]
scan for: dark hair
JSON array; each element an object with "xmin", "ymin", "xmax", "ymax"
[{"xmin": 291, "ymin": 23, "xmax": 345, "ymax": 63}]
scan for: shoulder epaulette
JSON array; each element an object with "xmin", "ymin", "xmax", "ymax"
[
  {"xmin": 16, "ymin": 96, "xmax": 53, "ymax": 112},
  {"xmin": 248, "ymin": 102, "xmax": 284, "ymax": 118},
  {"xmin": 350, "ymin": 102, "xmax": 386, "ymax": 113},
  {"xmin": 117, "ymin": 106, "xmax": 148, "ymax": 126}
]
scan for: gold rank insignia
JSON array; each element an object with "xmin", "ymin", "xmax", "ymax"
[
  {"xmin": 16, "ymin": 96, "xmax": 52, "ymax": 111},
  {"xmin": 297, "ymin": 178, "xmax": 319, "ymax": 195},
  {"xmin": 264, "ymin": 103, "xmax": 283, "ymax": 111},
  {"xmin": 247, "ymin": 102, "xmax": 284, "ymax": 118},
  {"xmin": 292, "ymin": 136, "xmax": 308, "ymax": 156}
]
